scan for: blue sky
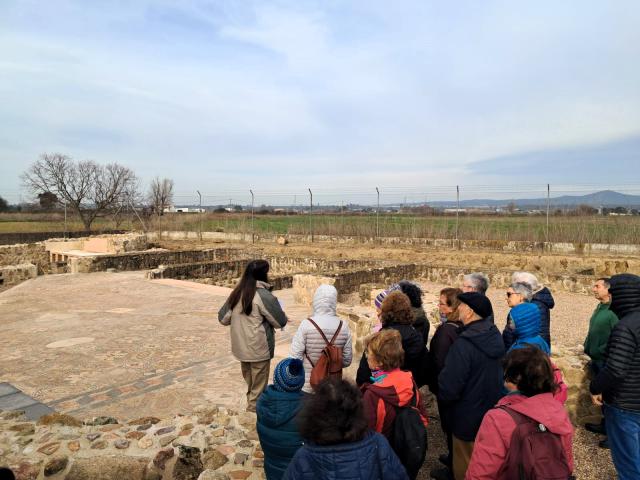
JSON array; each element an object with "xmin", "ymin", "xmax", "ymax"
[{"xmin": 1, "ymin": 1, "xmax": 639, "ymax": 205}]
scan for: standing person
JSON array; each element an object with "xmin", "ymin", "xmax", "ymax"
[
  {"xmin": 290, "ymin": 284, "xmax": 353, "ymax": 394},
  {"xmin": 461, "ymin": 273, "xmax": 490, "ymax": 295},
  {"xmin": 362, "ymin": 329, "xmax": 428, "ymax": 479},
  {"xmin": 356, "ymin": 291, "xmax": 426, "ymax": 386},
  {"xmin": 584, "ymin": 277, "xmax": 619, "ymax": 447},
  {"xmin": 512, "ymin": 272, "xmax": 555, "ymax": 349},
  {"xmin": 428, "ymin": 287, "xmax": 463, "ymax": 473},
  {"xmin": 218, "ymin": 260, "xmax": 288, "ymax": 412},
  {"xmin": 465, "ymin": 347, "xmax": 574, "ymax": 480},
  {"xmin": 590, "ymin": 273, "xmax": 640, "ymax": 480},
  {"xmin": 435, "ymin": 293, "xmax": 505, "ymax": 480},
  {"xmin": 399, "ymin": 280, "xmax": 430, "ymax": 345},
  {"xmin": 501, "ymin": 282, "xmax": 533, "ymax": 350},
  {"xmin": 257, "ymin": 358, "xmax": 306, "ymax": 480},
  {"xmin": 283, "ymin": 379, "xmax": 409, "ymax": 480},
  {"xmin": 506, "ymin": 302, "xmax": 549, "ymax": 354}
]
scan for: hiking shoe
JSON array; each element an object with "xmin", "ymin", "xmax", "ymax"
[
  {"xmin": 438, "ymin": 453, "xmax": 452, "ymax": 467},
  {"xmin": 585, "ymin": 422, "xmax": 606, "ymax": 435},
  {"xmin": 599, "ymin": 438, "xmax": 610, "ymax": 449},
  {"xmin": 430, "ymin": 466, "xmax": 454, "ymax": 480}
]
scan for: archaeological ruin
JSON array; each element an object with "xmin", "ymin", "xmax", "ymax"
[{"xmin": 1, "ymin": 230, "xmax": 636, "ymax": 479}]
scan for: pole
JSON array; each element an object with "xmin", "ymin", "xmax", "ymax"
[
  {"xmin": 64, "ymin": 201, "xmax": 67, "ymax": 239},
  {"xmin": 546, "ymin": 183, "xmax": 550, "ymax": 243},
  {"xmin": 456, "ymin": 185, "xmax": 460, "ymax": 241},
  {"xmin": 197, "ymin": 190, "xmax": 202, "ymax": 241},
  {"xmin": 250, "ymin": 189, "xmax": 255, "ymax": 244},
  {"xmin": 341, "ymin": 200, "xmax": 345, "ymax": 236},
  {"xmin": 376, "ymin": 187, "xmax": 380, "ymax": 240},
  {"xmin": 308, "ymin": 188, "xmax": 313, "ymax": 242}
]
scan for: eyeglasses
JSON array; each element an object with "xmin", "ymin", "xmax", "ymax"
[{"xmin": 506, "ymin": 292, "xmax": 518, "ymax": 297}]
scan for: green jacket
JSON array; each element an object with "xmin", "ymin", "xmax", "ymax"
[{"xmin": 584, "ymin": 302, "xmax": 618, "ymax": 364}]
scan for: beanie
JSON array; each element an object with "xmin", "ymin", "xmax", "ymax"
[
  {"xmin": 273, "ymin": 358, "xmax": 305, "ymax": 392},
  {"xmin": 457, "ymin": 292, "xmax": 493, "ymax": 319}
]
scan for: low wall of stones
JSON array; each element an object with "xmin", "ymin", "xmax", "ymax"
[
  {"xmin": 0, "ymin": 407, "xmax": 266, "ymax": 480},
  {"xmin": 0, "ymin": 264, "xmax": 37, "ymax": 291},
  {"xmin": 0, "ymin": 230, "xmax": 128, "ymax": 246},
  {"xmin": 0, "ymin": 243, "xmax": 50, "ymax": 275},
  {"xmin": 147, "ymin": 230, "xmax": 640, "ymax": 256},
  {"xmin": 73, "ymin": 248, "xmax": 247, "ymax": 274}
]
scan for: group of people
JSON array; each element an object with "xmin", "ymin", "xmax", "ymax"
[{"xmin": 218, "ymin": 259, "xmax": 640, "ymax": 480}]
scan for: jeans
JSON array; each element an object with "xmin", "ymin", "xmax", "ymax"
[{"xmin": 604, "ymin": 404, "xmax": 640, "ymax": 480}]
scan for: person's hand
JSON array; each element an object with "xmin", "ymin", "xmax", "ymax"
[{"xmin": 591, "ymin": 394, "xmax": 603, "ymax": 406}]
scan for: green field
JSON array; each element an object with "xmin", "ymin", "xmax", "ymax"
[{"xmin": 3, "ymin": 211, "xmax": 636, "ymax": 245}]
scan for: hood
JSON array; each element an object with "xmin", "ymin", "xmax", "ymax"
[
  {"xmin": 312, "ymin": 284, "xmax": 338, "ymax": 317},
  {"xmin": 460, "ymin": 318, "xmax": 505, "ymax": 359},
  {"xmin": 510, "ymin": 303, "xmax": 541, "ymax": 339},
  {"xmin": 532, "ymin": 287, "xmax": 555, "ymax": 310},
  {"xmin": 256, "ymin": 386, "xmax": 303, "ymax": 428},
  {"xmin": 609, "ymin": 274, "xmax": 640, "ymax": 318},
  {"xmin": 256, "ymin": 280, "xmax": 272, "ymax": 291},
  {"xmin": 303, "ymin": 431, "xmax": 377, "ymax": 470},
  {"xmin": 363, "ymin": 369, "xmax": 414, "ymax": 408},
  {"xmin": 497, "ymin": 393, "xmax": 573, "ymax": 436}
]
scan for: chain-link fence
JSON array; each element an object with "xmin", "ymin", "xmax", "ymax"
[{"xmin": 2, "ymin": 184, "xmax": 640, "ymax": 244}]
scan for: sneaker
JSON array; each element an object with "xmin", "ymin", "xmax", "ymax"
[
  {"xmin": 599, "ymin": 438, "xmax": 610, "ymax": 449},
  {"xmin": 585, "ymin": 422, "xmax": 606, "ymax": 435},
  {"xmin": 430, "ymin": 466, "xmax": 454, "ymax": 480},
  {"xmin": 438, "ymin": 453, "xmax": 452, "ymax": 467}
]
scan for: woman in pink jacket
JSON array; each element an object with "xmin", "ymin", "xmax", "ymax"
[{"xmin": 465, "ymin": 346, "xmax": 574, "ymax": 480}]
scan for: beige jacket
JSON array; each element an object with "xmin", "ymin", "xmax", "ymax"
[{"xmin": 218, "ymin": 281, "xmax": 288, "ymax": 362}]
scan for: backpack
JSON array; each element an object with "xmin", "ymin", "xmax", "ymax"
[
  {"xmin": 498, "ymin": 406, "xmax": 572, "ymax": 480},
  {"xmin": 304, "ymin": 318, "xmax": 343, "ymax": 390},
  {"xmin": 389, "ymin": 383, "xmax": 428, "ymax": 480}
]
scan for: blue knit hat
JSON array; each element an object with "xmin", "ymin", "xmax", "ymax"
[
  {"xmin": 273, "ymin": 358, "xmax": 305, "ymax": 392},
  {"xmin": 510, "ymin": 302, "xmax": 541, "ymax": 339}
]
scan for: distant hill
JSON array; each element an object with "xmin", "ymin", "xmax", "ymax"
[{"xmin": 427, "ymin": 190, "xmax": 640, "ymax": 208}]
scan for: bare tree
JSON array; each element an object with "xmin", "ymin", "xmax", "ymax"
[
  {"xmin": 149, "ymin": 177, "xmax": 174, "ymax": 216},
  {"xmin": 22, "ymin": 153, "xmax": 138, "ymax": 230}
]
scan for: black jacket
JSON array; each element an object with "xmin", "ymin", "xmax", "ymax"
[
  {"xmin": 427, "ymin": 321, "xmax": 462, "ymax": 396},
  {"xmin": 412, "ymin": 306, "xmax": 430, "ymax": 346},
  {"xmin": 503, "ymin": 287, "xmax": 554, "ymax": 350},
  {"xmin": 356, "ymin": 323, "xmax": 426, "ymax": 386},
  {"xmin": 437, "ymin": 318, "xmax": 505, "ymax": 442},
  {"xmin": 590, "ymin": 274, "xmax": 640, "ymax": 411}
]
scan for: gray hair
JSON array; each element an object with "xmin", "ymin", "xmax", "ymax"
[
  {"xmin": 511, "ymin": 271, "xmax": 540, "ymax": 292},
  {"xmin": 510, "ymin": 282, "xmax": 533, "ymax": 301},
  {"xmin": 463, "ymin": 272, "xmax": 490, "ymax": 294}
]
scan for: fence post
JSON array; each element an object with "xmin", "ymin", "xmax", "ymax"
[
  {"xmin": 455, "ymin": 185, "xmax": 460, "ymax": 242},
  {"xmin": 197, "ymin": 190, "xmax": 202, "ymax": 241},
  {"xmin": 308, "ymin": 188, "xmax": 313, "ymax": 242},
  {"xmin": 64, "ymin": 201, "xmax": 67, "ymax": 239},
  {"xmin": 546, "ymin": 184, "xmax": 550, "ymax": 244},
  {"xmin": 376, "ymin": 187, "xmax": 380, "ymax": 240},
  {"xmin": 250, "ymin": 189, "xmax": 255, "ymax": 244}
]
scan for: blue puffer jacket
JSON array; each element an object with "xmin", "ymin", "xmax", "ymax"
[
  {"xmin": 257, "ymin": 386, "xmax": 304, "ymax": 480},
  {"xmin": 508, "ymin": 302, "xmax": 550, "ymax": 355},
  {"xmin": 503, "ymin": 287, "xmax": 555, "ymax": 350},
  {"xmin": 283, "ymin": 431, "xmax": 409, "ymax": 480}
]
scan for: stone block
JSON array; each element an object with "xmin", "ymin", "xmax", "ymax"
[{"xmin": 292, "ymin": 274, "xmax": 336, "ymax": 305}]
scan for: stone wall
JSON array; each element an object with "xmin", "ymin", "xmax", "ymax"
[
  {"xmin": 0, "ymin": 407, "xmax": 266, "ymax": 480},
  {"xmin": 552, "ymin": 346, "xmax": 602, "ymax": 426},
  {"xmin": 0, "ymin": 243, "xmax": 50, "ymax": 275},
  {"xmin": 147, "ymin": 231, "xmax": 640, "ymax": 256},
  {"xmin": 74, "ymin": 248, "xmax": 246, "ymax": 274},
  {"xmin": 0, "ymin": 264, "xmax": 37, "ymax": 291}
]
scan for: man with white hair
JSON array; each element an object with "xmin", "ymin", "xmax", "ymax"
[
  {"xmin": 510, "ymin": 272, "xmax": 555, "ymax": 348},
  {"xmin": 461, "ymin": 273, "xmax": 493, "ymax": 323}
]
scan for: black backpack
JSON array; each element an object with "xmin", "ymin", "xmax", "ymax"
[
  {"xmin": 389, "ymin": 383, "xmax": 428, "ymax": 480},
  {"xmin": 498, "ymin": 406, "xmax": 573, "ymax": 480}
]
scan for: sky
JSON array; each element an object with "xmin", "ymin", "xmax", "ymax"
[{"xmin": 1, "ymin": 0, "xmax": 640, "ymax": 206}]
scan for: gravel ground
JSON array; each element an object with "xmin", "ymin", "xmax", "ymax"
[{"xmin": 411, "ymin": 280, "xmax": 618, "ymax": 480}]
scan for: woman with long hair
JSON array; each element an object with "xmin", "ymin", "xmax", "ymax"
[{"xmin": 218, "ymin": 259, "xmax": 288, "ymax": 412}]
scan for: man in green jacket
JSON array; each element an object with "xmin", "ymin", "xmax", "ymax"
[{"xmin": 584, "ymin": 277, "xmax": 618, "ymax": 447}]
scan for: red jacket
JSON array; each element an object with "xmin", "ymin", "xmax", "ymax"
[
  {"xmin": 361, "ymin": 369, "xmax": 428, "ymax": 439},
  {"xmin": 465, "ymin": 392, "xmax": 574, "ymax": 480}
]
